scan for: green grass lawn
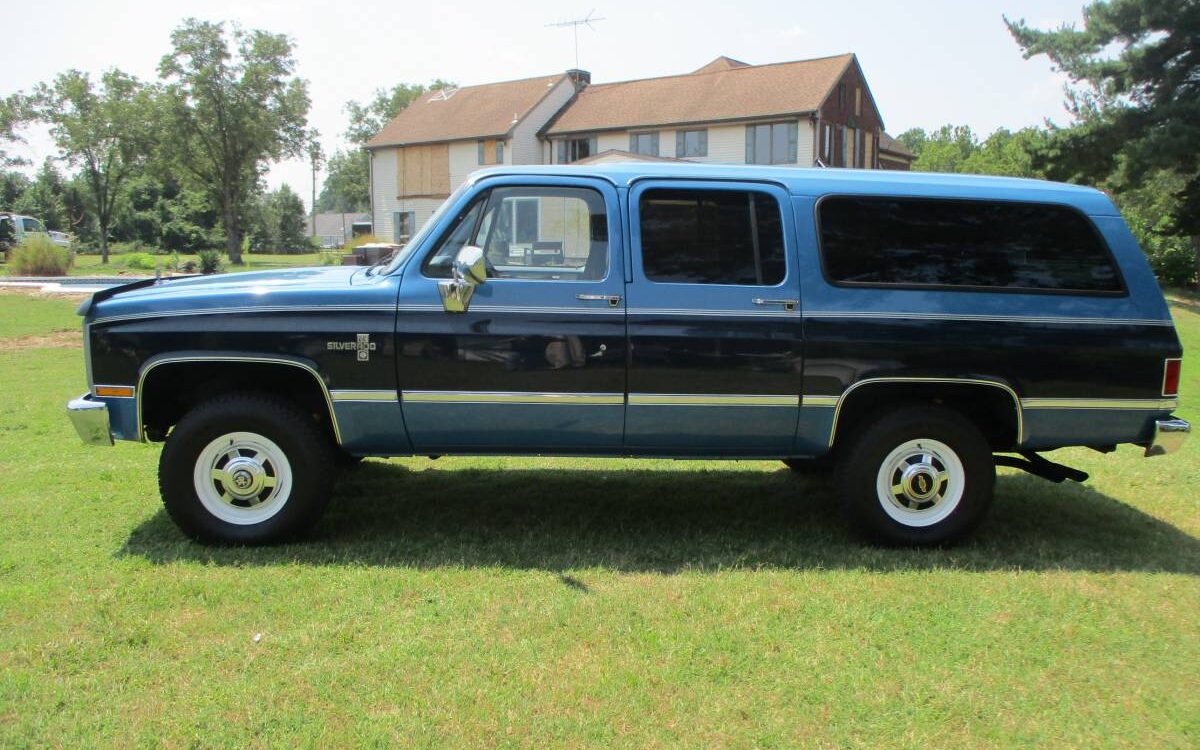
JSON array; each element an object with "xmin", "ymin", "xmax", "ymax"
[{"xmin": 0, "ymin": 293, "xmax": 1197, "ymax": 748}]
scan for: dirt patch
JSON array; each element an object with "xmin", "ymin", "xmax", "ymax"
[
  {"xmin": 0, "ymin": 287, "xmax": 91, "ymax": 299},
  {"xmin": 0, "ymin": 330, "xmax": 82, "ymax": 350}
]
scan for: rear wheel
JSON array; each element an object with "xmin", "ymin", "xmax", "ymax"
[
  {"xmin": 835, "ymin": 405, "xmax": 994, "ymax": 546},
  {"xmin": 159, "ymin": 393, "xmax": 336, "ymax": 544}
]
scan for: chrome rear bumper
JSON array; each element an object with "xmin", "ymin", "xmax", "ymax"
[
  {"xmin": 1144, "ymin": 417, "xmax": 1190, "ymax": 457},
  {"xmin": 67, "ymin": 393, "xmax": 113, "ymax": 446}
]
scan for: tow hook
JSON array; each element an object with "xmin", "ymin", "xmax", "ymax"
[{"xmin": 993, "ymin": 451, "xmax": 1089, "ymax": 484}]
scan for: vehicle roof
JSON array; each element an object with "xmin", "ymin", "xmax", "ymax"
[{"xmin": 469, "ymin": 164, "xmax": 1117, "ymax": 214}]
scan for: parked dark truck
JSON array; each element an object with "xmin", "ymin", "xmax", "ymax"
[{"xmin": 67, "ymin": 165, "xmax": 1188, "ymax": 546}]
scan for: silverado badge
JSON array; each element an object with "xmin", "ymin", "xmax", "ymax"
[{"xmin": 327, "ymin": 333, "xmax": 376, "ymax": 362}]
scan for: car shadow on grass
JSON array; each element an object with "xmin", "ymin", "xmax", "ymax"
[{"xmin": 119, "ymin": 462, "xmax": 1200, "ymax": 575}]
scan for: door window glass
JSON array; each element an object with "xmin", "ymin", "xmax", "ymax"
[
  {"xmin": 424, "ymin": 186, "xmax": 609, "ymax": 281},
  {"xmin": 639, "ymin": 188, "xmax": 785, "ymax": 285}
]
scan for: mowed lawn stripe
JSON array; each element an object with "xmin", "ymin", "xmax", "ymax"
[{"xmin": 0, "ymin": 293, "xmax": 1196, "ymax": 748}]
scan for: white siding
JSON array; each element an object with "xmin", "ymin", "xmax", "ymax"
[
  {"xmin": 448, "ymin": 140, "xmax": 478, "ymax": 189},
  {"xmin": 796, "ymin": 119, "xmax": 815, "ymax": 167},
  {"xmin": 369, "ymin": 148, "xmax": 446, "ymax": 240},
  {"xmin": 596, "ymin": 132, "xmax": 627, "ymax": 154},
  {"xmin": 510, "ymin": 76, "xmax": 576, "ymax": 165},
  {"xmin": 370, "ymin": 147, "xmax": 398, "ymax": 241},
  {"xmin": 693, "ymin": 124, "xmax": 746, "ymax": 163}
]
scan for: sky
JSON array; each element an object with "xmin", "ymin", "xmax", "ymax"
[{"xmin": 1, "ymin": 0, "xmax": 1088, "ymax": 209}]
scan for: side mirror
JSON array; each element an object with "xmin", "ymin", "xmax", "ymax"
[{"xmin": 438, "ymin": 245, "xmax": 486, "ymax": 313}]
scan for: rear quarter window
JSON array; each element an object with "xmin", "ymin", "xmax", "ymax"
[{"xmin": 817, "ymin": 196, "xmax": 1124, "ymax": 294}]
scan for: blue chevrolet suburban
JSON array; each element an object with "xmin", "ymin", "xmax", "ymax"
[{"xmin": 67, "ymin": 164, "xmax": 1188, "ymax": 546}]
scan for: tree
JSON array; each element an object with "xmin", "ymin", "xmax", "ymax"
[
  {"xmin": 27, "ymin": 69, "xmax": 154, "ymax": 262},
  {"xmin": 13, "ymin": 160, "xmax": 71, "ymax": 231},
  {"xmin": 897, "ymin": 125, "xmax": 1045, "ymax": 178},
  {"xmin": 158, "ymin": 19, "xmax": 309, "ymax": 264},
  {"xmin": 0, "ymin": 95, "xmax": 29, "ymax": 168},
  {"xmin": 250, "ymin": 185, "xmax": 308, "ymax": 253},
  {"xmin": 1007, "ymin": 0, "xmax": 1200, "ymax": 286},
  {"xmin": 316, "ymin": 149, "xmax": 369, "ymax": 212}
]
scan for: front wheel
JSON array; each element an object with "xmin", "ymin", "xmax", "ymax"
[
  {"xmin": 158, "ymin": 393, "xmax": 336, "ymax": 544},
  {"xmin": 835, "ymin": 405, "xmax": 995, "ymax": 546}
]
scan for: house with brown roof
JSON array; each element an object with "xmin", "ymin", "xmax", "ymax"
[{"xmin": 366, "ymin": 54, "xmax": 910, "ymax": 241}]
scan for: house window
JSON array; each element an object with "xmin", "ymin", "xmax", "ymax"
[
  {"xmin": 629, "ymin": 132, "xmax": 659, "ymax": 156},
  {"xmin": 821, "ymin": 123, "xmax": 834, "ymax": 164},
  {"xmin": 745, "ymin": 122, "xmax": 798, "ymax": 165},
  {"xmin": 855, "ymin": 87, "xmax": 863, "ymax": 117},
  {"xmin": 676, "ymin": 129, "xmax": 708, "ymax": 157},
  {"xmin": 556, "ymin": 137, "xmax": 597, "ymax": 164},
  {"xmin": 393, "ymin": 211, "xmax": 416, "ymax": 244},
  {"xmin": 639, "ymin": 188, "xmax": 786, "ymax": 286},
  {"xmin": 477, "ymin": 139, "xmax": 503, "ymax": 165}
]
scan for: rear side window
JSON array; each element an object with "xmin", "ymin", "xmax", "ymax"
[
  {"xmin": 640, "ymin": 188, "xmax": 785, "ymax": 285},
  {"xmin": 818, "ymin": 197, "xmax": 1123, "ymax": 293}
]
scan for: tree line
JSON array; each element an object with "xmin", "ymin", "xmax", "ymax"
[{"xmin": 1, "ymin": 19, "xmax": 312, "ymax": 264}]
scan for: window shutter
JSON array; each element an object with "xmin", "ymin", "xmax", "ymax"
[
  {"xmin": 745, "ymin": 126, "xmax": 755, "ymax": 163},
  {"xmin": 392, "ymin": 212, "xmax": 403, "ymax": 243},
  {"xmin": 629, "ymin": 133, "xmax": 637, "ymax": 152},
  {"xmin": 477, "ymin": 141, "xmax": 485, "ymax": 165},
  {"xmin": 698, "ymin": 129, "xmax": 708, "ymax": 157},
  {"xmin": 650, "ymin": 132, "xmax": 659, "ymax": 156},
  {"xmin": 589, "ymin": 136, "xmax": 598, "ymax": 156},
  {"xmin": 788, "ymin": 123, "xmax": 799, "ymax": 163},
  {"xmin": 496, "ymin": 141, "xmax": 504, "ymax": 164},
  {"xmin": 557, "ymin": 140, "xmax": 567, "ymax": 164},
  {"xmin": 676, "ymin": 132, "xmax": 685, "ymax": 157}
]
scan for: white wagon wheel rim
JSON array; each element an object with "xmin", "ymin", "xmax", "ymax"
[
  {"xmin": 874, "ymin": 438, "xmax": 965, "ymax": 528},
  {"xmin": 193, "ymin": 431, "xmax": 293, "ymax": 525}
]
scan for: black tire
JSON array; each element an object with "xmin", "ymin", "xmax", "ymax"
[
  {"xmin": 835, "ymin": 404, "xmax": 995, "ymax": 546},
  {"xmin": 158, "ymin": 393, "xmax": 336, "ymax": 545},
  {"xmin": 782, "ymin": 456, "xmax": 834, "ymax": 476}
]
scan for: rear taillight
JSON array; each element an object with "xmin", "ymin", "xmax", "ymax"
[{"xmin": 1163, "ymin": 358, "xmax": 1182, "ymax": 397}]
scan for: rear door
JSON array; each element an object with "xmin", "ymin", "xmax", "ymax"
[{"xmin": 624, "ymin": 180, "xmax": 804, "ymax": 455}]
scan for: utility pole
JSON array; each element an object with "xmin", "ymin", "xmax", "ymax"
[
  {"xmin": 307, "ymin": 133, "xmax": 324, "ymax": 241},
  {"xmin": 546, "ymin": 9, "xmax": 605, "ymax": 69}
]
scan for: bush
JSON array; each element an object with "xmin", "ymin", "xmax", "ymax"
[
  {"xmin": 9, "ymin": 235, "xmax": 74, "ymax": 276},
  {"xmin": 121, "ymin": 252, "xmax": 159, "ymax": 271},
  {"xmin": 319, "ymin": 251, "xmax": 345, "ymax": 266},
  {"xmin": 197, "ymin": 250, "xmax": 222, "ymax": 275}
]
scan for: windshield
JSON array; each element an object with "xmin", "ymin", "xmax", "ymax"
[
  {"xmin": 21, "ymin": 217, "xmax": 46, "ymax": 233},
  {"xmin": 381, "ymin": 182, "xmax": 472, "ymax": 275}
]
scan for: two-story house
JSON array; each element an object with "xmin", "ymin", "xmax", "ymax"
[{"xmin": 366, "ymin": 53, "xmax": 908, "ymax": 242}]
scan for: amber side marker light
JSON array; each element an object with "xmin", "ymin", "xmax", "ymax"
[
  {"xmin": 1163, "ymin": 358, "xmax": 1182, "ymax": 397},
  {"xmin": 94, "ymin": 386, "xmax": 135, "ymax": 398}
]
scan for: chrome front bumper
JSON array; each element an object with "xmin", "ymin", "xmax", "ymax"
[
  {"xmin": 1144, "ymin": 417, "xmax": 1190, "ymax": 457},
  {"xmin": 67, "ymin": 393, "xmax": 113, "ymax": 446}
]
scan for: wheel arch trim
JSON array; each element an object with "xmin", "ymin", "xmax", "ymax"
[
  {"xmin": 136, "ymin": 353, "xmax": 342, "ymax": 445},
  {"xmin": 827, "ymin": 377, "xmax": 1024, "ymax": 449}
]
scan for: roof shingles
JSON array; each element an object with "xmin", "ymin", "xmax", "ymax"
[
  {"xmin": 545, "ymin": 54, "xmax": 854, "ymax": 135},
  {"xmin": 367, "ymin": 74, "xmax": 566, "ymax": 148}
]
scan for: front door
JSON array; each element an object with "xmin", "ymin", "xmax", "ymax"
[
  {"xmin": 624, "ymin": 180, "xmax": 804, "ymax": 455},
  {"xmin": 396, "ymin": 177, "xmax": 626, "ymax": 453}
]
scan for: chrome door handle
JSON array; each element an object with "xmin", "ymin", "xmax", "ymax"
[
  {"xmin": 576, "ymin": 294, "xmax": 622, "ymax": 308},
  {"xmin": 752, "ymin": 298, "xmax": 798, "ymax": 311}
]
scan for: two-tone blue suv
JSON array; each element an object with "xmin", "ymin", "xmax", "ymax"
[{"xmin": 67, "ymin": 164, "xmax": 1188, "ymax": 545}]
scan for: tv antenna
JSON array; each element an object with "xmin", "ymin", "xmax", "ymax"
[{"xmin": 546, "ymin": 9, "xmax": 605, "ymax": 69}]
